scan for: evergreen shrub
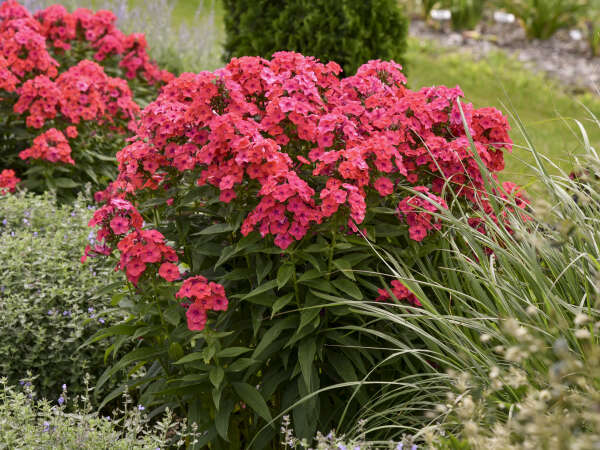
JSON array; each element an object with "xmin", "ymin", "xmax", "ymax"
[{"xmin": 223, "ymin": 0, "xmax": 409, "ymax": 75}]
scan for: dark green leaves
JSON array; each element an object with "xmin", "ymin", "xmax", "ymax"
[
  {"xmin": 277, "ymin": 263, "xmax": 295, "ymax": 288},
  {"xmin": 232, "ymin": 382, "xmax": 272, "ymax": 423},
  {"xmin": 217, "ymin": 347, "xmax": 251, "ymax": 358},
  {"xmin": 331, "ymin": 277, "xmax": 363, "ymax": 300},
  {"xmin": 193, "ymin": 223, "xmax": 237, "ymax": 235},
  {"xmin": 298, "ymin": 337, "xmax": 317, "ymax": 389}
]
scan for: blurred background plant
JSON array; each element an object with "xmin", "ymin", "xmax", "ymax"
[
  {"xmin": 494, "ymin": 0, "xmax": 586, "ymax": 39},
  {"xmin": 581, "ymin": 0, "xmax": 600, "ymax": 56},
  {"xmin": 222, "ymin": 0, "xmax": 408, "ymax": 74},
  {"xmin": 21, "ymin": 0, "xmax": 224, "ymax": 73},
  {"xmin": 446, "ymin": 0, "xmax": 487, "ymax": 30}
]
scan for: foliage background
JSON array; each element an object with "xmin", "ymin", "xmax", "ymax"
[{"xmin": 222, "ymin": 0, "xmax": 408, "ymax": 75}]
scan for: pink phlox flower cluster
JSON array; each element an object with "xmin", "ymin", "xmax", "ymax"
[
  {"xmin": 104, "ymin": 52, "xmax": 518, "ymax": 250},
  {"xmin": 176, "ymin": 276, "xmax": 229, "ymax": 331}
]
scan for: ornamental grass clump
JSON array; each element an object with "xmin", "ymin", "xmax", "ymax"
[
  {"xmin": 85, "ymin": 52, "xmax": 524, "ymax": 447},
  {"xmin": 332, "ymin": 112, "xmax": 600, "ymax": 445},
  {"xmin": 0, "ymin": 0, "xmax": 172, "ymax": 199}
]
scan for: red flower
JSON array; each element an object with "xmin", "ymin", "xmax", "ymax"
[
  {"xmin": 65, "ymin": 126, "xmax": 78, "ymax": 139},
  {"xmin": 376, "ymin": 280, "xmax": 421, "ymax": 307},
  {"xmin": 373, "ymin": 177, "xmax": 394, "ymax": 196},
  {"xmin": 109, "ymin": 216, "xmax": 129, "ymax": 235},
  {"xmin": 186, "ymin": 303, "xmax": 207, "ymax": 331},
  {"xmin": 175, "ymin": 276, "xmax": 229, "ymax": 331},
  {"xmin": 0, "ymin": 169, "xmax": 20, "ymax": 194},
  {"xmin": 158, "ymin": 262, "xmax": 180, "ymax": 282}
]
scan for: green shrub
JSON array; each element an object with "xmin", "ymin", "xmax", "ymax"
[
  {"xmin": 0, "ymin": 377, "xmax": 199, "ymax": 449},
  {"xmin": 446, "ymin": 0, "xmax": 487, "ymax": 30},
  {"xmin": 0, "ymin": 191, "xmax": 124, "ymax": 401},
  {"xmin": 499, "ymin": 0, "xmax": 585, "ymax": 39},
  {"xmin": 420, "ymin": 0, "xmax": 441, "ymax": 20},
  {"xmin": 222, "ymin": 0, "xmax": 409, "ymax": 75},
  {"xmin": 581, "ymin": 3, "xmax": 600, "ymax": 57}
]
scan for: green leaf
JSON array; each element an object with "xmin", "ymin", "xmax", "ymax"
[
  {"xmin": 371, "ymin": 206, "xmax": 397, "ymax": 214},
  {"xmin": 331, "ymin": 277, "xmax": 363, "ymax": 300},
  {"xmin": 277, "ymin": 263, "xmax": 295, "ymax": 289},
  {"xmin": 328, "ymin": 351, "xmax": 358, "ymax": 382},
  {"xmin": 226, "ymin": 358, "xmax": 257, "ymax": 372},
  {"xmin": 54, "ymin": 177, "xmax": 79, "ymax": 188},
  {"xmin": 232, "ymin": 382, "xmax": 273, "ymax": 423},
  {"xmin": 215, "ymin": 398, "xmax": 234, "ymax": 440},
  {"xmin": 78, "ymin": 323, "xmax": 137, "ymax": 350},
  {"xmin": 302, "ymin": 244, "xmax": 328, "ymax": 253},
  {"xmin": 215, "ymin": 245, "xmax": 240, "ymax": 268},
  {"xmin": 191, "ymin": 242, "xmax": 223, "ymax": 256},
  {"xmin": 297, "ymin": 251, "xmax": 323, "ymax": 271},
  {"xmin": 297, "ymin": 269, "xmax": 322, "ymax": 283},
  {"xmin": 241, "ymin": 279, "xmax": 277, "ymax": 300},
  {"xmin": 96, "ymin": 347, "xmax": 165, "ymax": 393},
  {"xmin": 91, "ymin": 282, "xmax": 123, "ymax": 299},
  {"xmin": 271, "ymin": 292, "xmax": 294, "ymax": 318},
  {"xmin": 300, "ymin": 279, "xmax": 339, "ymax": 295},
  {"xmin": 110, "ymin": 292, "xmax": 126, "ymax": 306},
  {"xmin": 163, "ymin": 305, "xmax": 181, "ymax": 326},
  {"xmin": 298, "ymin": 337, "xmax": 317, "ymax": 390},
  {"xmin": 87, "ymin": 150, "xmax": 117, "ymax": 162},
  {"xmin": 256, "ymin": 256, "xmax": 273, "ymax": 285},
  {"xmin": 168, "ymin": 342, "xmax": 184, "ymax": 361},
  {"xmin": 194, "ymin": 222, "xmax": 236, "ymax": 235},
  {"xmin": 217, "ymin": 347, "xmax": 251, "ymax": 358},
  {"xmin": 252, "ymin": 316, "xmax": 297, "ymax": 359},
  {"xmin": 222, "ymin": 267, "xmax": 254, "ymax": 281},
  {"xmin": 212, "ymin": 387, "xmax": 222, "ymax": 410},
  {"xmin": 298, "ymin": 306, "xmax": 321, "ymax": 333},
  {"xmin": 244, "ymin": 291, "xmax": 277, "ymax": 307},
  {"xmin": 333, "ymin": 258, "xmax": 355, "ymax": 280},
  {"xmin": 174, "ymin": 352, "xmax": 205, "ymax": 365},
  {"xmin": 209, "ymin": 366, "xmax": 224, "ymax": 388}
]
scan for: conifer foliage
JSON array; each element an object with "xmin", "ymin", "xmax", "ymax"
[{"xmin": 223, "ymin": 0, "xmax": 409, "ymax": 75}]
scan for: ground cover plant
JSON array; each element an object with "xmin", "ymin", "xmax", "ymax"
[
  {"xmin": 0, "ymin": 191, "xmax": 125, "ymax": 402},
  {"xmin": 0, "ymin": 0, "xmax": 172, "ymax": 199},
  {"xmin": 82, "ymin": 50, "xmax": 528, "ymax": 448},
  {"xmin": 0, "ymin": 377, "xmax": 201, "ymax": 449}
]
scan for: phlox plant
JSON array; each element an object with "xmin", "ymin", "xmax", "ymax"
[
  {"xmin": 84, "ymin": 52, "xmax": 524, "ymax": 448},
  {"xmin": 0, "ymin": 0, "xmax": 172, "ymax": 199}
]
